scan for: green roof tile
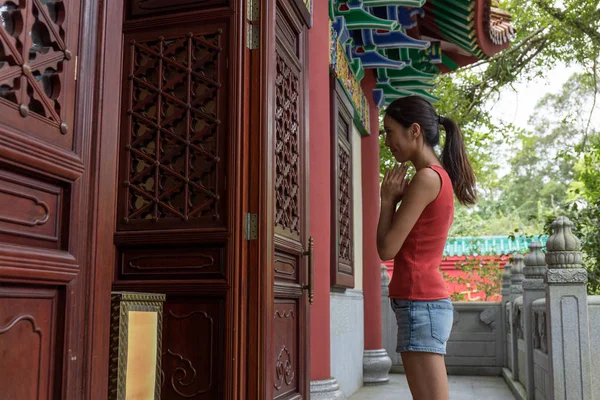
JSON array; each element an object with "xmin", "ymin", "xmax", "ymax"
[{"xmin": 443, "ymin": 235, "xmax": 549, "ymax": 257}]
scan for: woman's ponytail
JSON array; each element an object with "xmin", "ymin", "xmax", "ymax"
[{"xmin": 439, "ymin": 116, "xmax": 477, "ymax": 206}]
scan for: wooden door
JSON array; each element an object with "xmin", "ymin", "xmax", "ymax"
[
  {"xmin": 247, "ymin": 0, "xmax": 311, "ymax": 398},
  {"xmin": 112, "ymin": 1, "xmax": 247, "ymax": 399},
  {"xmin": 0, "ymin": 0, "xmax": 97, "ymax": 398}
]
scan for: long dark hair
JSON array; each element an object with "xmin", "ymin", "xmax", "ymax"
[{"xmin": 385, "ymin": 96, "xmax": 477, "ymax": 206}]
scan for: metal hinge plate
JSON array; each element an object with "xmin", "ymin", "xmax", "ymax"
[
  {"xmin": 247, "ymin": 0, "xmax": 259, "ymax": 21},
  {"xmin": 244, "ymin": 213, "xmax": 258, "ymax": 240},
  {"xmin": 246, "ymin": 23, "xmax": 259, "ymax": 50}
]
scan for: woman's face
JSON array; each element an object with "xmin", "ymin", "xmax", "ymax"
[{"xmin": 383, "ymin": 114, "xmax": 417, "ymax": 163}]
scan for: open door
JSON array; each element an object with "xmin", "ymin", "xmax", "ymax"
[
  {"xmin": 111, "ymin": 0, "xmax": 249, "ymax": 398},
  {"xmin": 247, "ymin": 0, "xmax": 312, "ymax": 398}
]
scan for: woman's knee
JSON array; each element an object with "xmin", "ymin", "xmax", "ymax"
[{"xmin": 401, "ymin": 352, "xmax": 449, "ymax": 400}]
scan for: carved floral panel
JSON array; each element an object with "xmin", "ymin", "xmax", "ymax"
[
  {"xmin": 338, "ymin": 143, "xmax": 352, "ymax": 263},
  {"xmin": 273, "ymin": 300, "xmax": 298, "ymax": 397},
  {"xmin": 161, "ymin": 299, "xmax": 224, "ymax": 399},
  {"xmin": 0, "ymin": 0, "xmax": 79, "ymax": 149},
  {"xmin": 119, "ymin": 27, "xmax": 227, "ymax": 230},
  {"xmin": 274, "ymin": 52, "xmax": 300, "ymax": 236}
]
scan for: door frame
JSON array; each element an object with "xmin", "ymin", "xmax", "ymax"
[
  {"xmin": 83, "ymin": 0, "xmax": 125, "ymax": 396},
  {"xmin": 246, "ymin": 0, "xmax": 276, "ymax": 397}
]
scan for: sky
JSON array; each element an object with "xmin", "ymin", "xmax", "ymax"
[
  {"xmin": 480, "ymin": 62, "xmax": 593, "ymax": 177},
  {"xmin": 491, "ymin": 63, "xmax": 584, "ymax": 128}
]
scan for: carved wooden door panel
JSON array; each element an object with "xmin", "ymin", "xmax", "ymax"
[
  {"xmin": 330, "ymin": 79, "xmax": 354, "ymax": 289},
  {"xmin": 269, "ymin": 1, "xmax": 310, "ymax": 399},
  {"xmin": 0, "ymin": 0, "xmax": 90, "ymax": 398},
  {"xmin": 113, "ymin": 1, "xmax": 245, "ymax": 399}
]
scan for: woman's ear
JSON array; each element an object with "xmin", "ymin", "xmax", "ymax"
[{"xmin": 410, "ymin": 123, "xmax": 421, "ymax": 139}]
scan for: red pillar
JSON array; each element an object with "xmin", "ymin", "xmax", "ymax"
[
  {"xmin": 308, "ymin": 0, "xmax": 331, "ymax": 382},
  {"xmin": 360, "ymin": 71, "xmax": 391, "ymax": 385},
  {"xmin": 361, "ymin": 71, "xmax": 382, "ymax": 351}
]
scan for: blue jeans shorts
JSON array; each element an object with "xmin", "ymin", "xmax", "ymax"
[{"xmin": 390, "ymin": 298, "xmax": 454, "ymax": 354}]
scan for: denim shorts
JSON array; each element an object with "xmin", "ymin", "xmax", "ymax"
[{"xmin": 390, "ymin": 298, "xmax": 454, "ymax": 354}]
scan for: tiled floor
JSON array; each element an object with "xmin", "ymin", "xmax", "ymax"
[{"xmin": 349, "ymin": 374, "xmax": 515, "ymax": 400}]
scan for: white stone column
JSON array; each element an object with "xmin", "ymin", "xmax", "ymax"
[
  {"xmin": 522, "ymin": 241, "xmax": 546, "ymax": 399},
  {"xmin": 545, "ymin": 216, "xmax": 592, "ymax": 400},
  {"xmin": 310, "ymin": 379, "xmax": 347, "ymax": 400}
]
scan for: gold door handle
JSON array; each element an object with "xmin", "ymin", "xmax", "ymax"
[{"xmin": 302, "ymin": 236, "xmax": 314, "ymax": 305}]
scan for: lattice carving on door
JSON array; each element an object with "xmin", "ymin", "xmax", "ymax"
[
  {"xmin": 274, "ymin": 53, "xmax": 300, "ymax": 235},
  {"xmin": 0, "ymin": 0, "xmax": 75, "ymax": 139},
  {"xmin": 122, "ymin": 30, "xmax": 223, "ymax": 224},
  {"xmin": 338, "ymin": 144, "xmax": 352, "ymax": 262}
]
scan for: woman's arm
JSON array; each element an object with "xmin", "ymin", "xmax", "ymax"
[{"xmin": 377, "ymin": 167, "xmax": 441, "ymax": 261}]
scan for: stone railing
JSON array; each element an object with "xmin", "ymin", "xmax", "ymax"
[
  {"xmin": 531, "ymin": 298, "xmax": 550, "ymax": 400},
  {"xmin": 502, "ymin": 217, "xmax": 596, "ymax": 400},
  {"xmin": 382, "ymin": 216, "xmax": 600, "ymax": 399}
]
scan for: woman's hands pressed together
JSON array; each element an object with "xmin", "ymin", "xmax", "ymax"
[
  {"xmin": 377, "ymin": 164, "xmax": 441, "ymax": 261},
  {"xmin": 381, "ymin": 163, "xmax": 410, "ymax": 206}
]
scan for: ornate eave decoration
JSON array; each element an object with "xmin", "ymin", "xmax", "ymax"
[
  {"xmin": 328, "ymin": 0, "xmax": 515, "ymax": 110},
  {"xmin": 330, "ymin": 24, "xmax": 371, "ymax": 136}
]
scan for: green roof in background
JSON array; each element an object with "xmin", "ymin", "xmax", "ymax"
[{"xmin": 443, "ymin": 235, "xmax": 549, "ymax": 257}]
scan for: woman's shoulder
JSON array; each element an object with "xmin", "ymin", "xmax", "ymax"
[
  {"xmin": 407, "ymin": 167, "xmax": 442, "ymax": 200},
  {"xmin": 413, "ymin": 167, "xmax": 442, "ymax": 186}
]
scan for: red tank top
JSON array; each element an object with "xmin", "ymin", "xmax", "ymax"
[{"xmin": 388, "ymin": 165, "xmax": 454, "ymax": 300}]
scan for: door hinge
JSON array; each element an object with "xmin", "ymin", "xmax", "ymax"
[
  {"xmin": 244, "ymin": 213, "xmax": 258, "ymax": 240},
  {"xmin": 246, "ymin": 24, "xmax": 260, "ymax": 50},
  {"xmin": 246, "ymin": 0, "xmax": 259, "ymax": 50},
  {"xmin": 74, "ymin": 55, "xmax": 78, "ymax": 81},
  {"xmin": 247, "ymin": 0, "xmax": 259, "ymax": 21}
]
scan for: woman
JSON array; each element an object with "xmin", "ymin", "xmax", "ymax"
[{"xmin": 377, "ymin": 96, "xmax": 476, "ymax": 400}]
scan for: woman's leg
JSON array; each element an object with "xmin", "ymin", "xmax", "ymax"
[{"xmin": 401, "ymin": 351, "xmax": 449, "ymax": 400}]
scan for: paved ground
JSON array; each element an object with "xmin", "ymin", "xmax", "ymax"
[{"xmin": 349, "ymin": 374, "xmax": 515, "ymax": 400}]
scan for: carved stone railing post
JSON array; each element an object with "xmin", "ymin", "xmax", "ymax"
[
  {"xmin": 510, "ymin": 254, "xmax": 525, "ymax": 380},
  {"xmin": 545, "ymin": 216, "xmax": 592, "ymax": 400},
  {"xmin": 522, "ymin": 241, "xmax": 547, "ymax": 399},
  {"xmin": 501, "ymin": 260, "xmax": 512, "ymax": 368},
  {"xmin": 510, "ymin": 254, "xmax": 525, "ymax": 303}
]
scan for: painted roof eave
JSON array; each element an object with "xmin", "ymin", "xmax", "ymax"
[
  {"xmin": 423, "ymin": 0, "xmax": 515, "ymax": 60},
  {"xmin": 328, "ymin": 0, "xmax": 515, "ymax": 112}
]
